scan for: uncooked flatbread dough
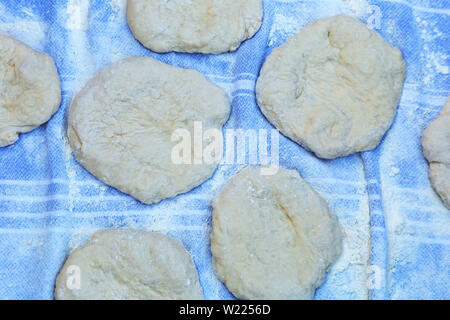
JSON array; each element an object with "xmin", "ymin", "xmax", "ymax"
[
  {"xmin": 256, "ymin": 15, "xmax": 406, "ymax": 159},
  {"xmin": 422, "ymin": 98, "xmax": 450, "ymax": 209},
  {"xmin": 55, "ymin": 229, "xmax": 203, "ymax": 300},
  {"xmin": 68, "ymin": 57, "xmax": 230, "ymax": 204},
  {"xmin": 211, "ymin": 167, "xmax": 343, "ymax": 300},
  {"xmin": 126, "ymin": 0, "xmax": 263, "ymax": 54},
  {"xmin": 0, "ymin": 34, "xmax": 61, "ymax": 147}
]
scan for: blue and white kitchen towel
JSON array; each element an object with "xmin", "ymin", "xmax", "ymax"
[{"xmin": 0, "ymin": 0, "xmax": 448, "ymax": 300}]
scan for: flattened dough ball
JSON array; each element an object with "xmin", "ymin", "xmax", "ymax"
[
  {"xmin": 422, "ymin": 98, "xmax": 450, "ymax": 209},
  {"xmin": 55, "ymin": 229, "xmax": 203, "ymax": 300},
  {"xmin": 256, "ymin": 15, "xmax": 406, "ymax": 159},
  {"xmin": 126, "ymin": 0, "xmax": 263, "ymax": 54},
  {"xmin": 0, "ymin": 34, "xmax": 61, "ymax": 147},
  {"xmin": 211, "ymin": 167, "xmax": 343, "ymax": 300},
  {"xmin": 68, "ymin": 57, "xmax": 230, "ymax": 204}
]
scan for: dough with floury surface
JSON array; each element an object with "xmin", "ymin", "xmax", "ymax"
[
  {"xmin": 55, "ymin": 229, "xmax": 204, "ymax": 300},
  {"xmin": 68, "ymin": 57, "xmax": 230, "ymax": 205},
  {"xmin": 126, "ymin": 0, "xmax": 263, "ymax": 54},
  {"xmin": 422, "ymin": 97, "xmax": 450, "ymax": 209},
  {"xmin": 256, "ymin": 15, "xmax": 406, "ymax": 159},
  {"xmin": 211, "ymin": 167, "xmax": 343, "ymax": 300},
  {"xmin": 0, "ymin": 34, "xmax": 61, "ymax": 147}
]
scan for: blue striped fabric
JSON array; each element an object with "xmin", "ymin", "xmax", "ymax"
[{"xmin": 0, "ymin": 0, "xmax": 448, "ymax": 300}]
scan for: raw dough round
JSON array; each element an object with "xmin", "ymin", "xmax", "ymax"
[
  {"xmin": 211, "ymin": 167, "xmax": 343, "ymax": 300},
  {"xmin": 55, "ymin": 229, "xmax": 203, "ymax": 300},
  {"xmin": 256, "ymin": 15, "xmax": 406, "ymax": 159},
  {"xmin": 0, "ymin": 34, "xmax": 61, "ymax": 147},
  {"xmin": 126, "ymin": 0, "xmax": 263, "ymax": 54},
  {"xmin": 422, "ymin": 97, "xmax": 450, "ymax": 209},
  {"xmin": 68, "ymin": 57, "xmax": 230, "ymax": 204}
]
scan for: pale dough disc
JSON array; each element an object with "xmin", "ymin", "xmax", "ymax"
[
  {"xmin": 68, "ymin": 57, "xmax": 230, "ymax": 204},
  {"xmin": 422, "ymin": 98, "xmax": 450, "ymax": 209},
  {"xmin": 211, "ymin": 167, "xmax": 343, "ymax": 300},
  {"xmin": 256, "ymin": 15, "xmax": 406, "ymax": 159},
  {"xmin": 55, "ymin": 229, "xmax": 204, "ymax": 300},
  {"xmin": 126, "ymin": 0, "xmax": 263, "ymax": 54},
  {"xmin": 0, "ymin": 34, "xmax": 61, "ymax": 147}
]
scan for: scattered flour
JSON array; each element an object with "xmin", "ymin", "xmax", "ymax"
[
  {"xmin": 414, "ymin": 14, "xmax": 449, "ymax": 86},
  {"xmin": 109, "ymin": 0, "xmax": 126, "ymax": 22},
  {"xmin": 420, "ymin": 46, "xmax": 449, "ymax": 85},
  {"xmin": 268, "ymin": 0, "xmax": 374, "ymax": 47},
  {"xmin": 66, "ymin": 0, "xmax": 90, "ymax": 31},
  {"xmin": 62, "ymin": 136, "xmax": 78, "ymax": 213},
  {"xmin": 268, "ymin": 14, "xmax": 302, "ymax": 47},
  {"xmin": 313, "ymin": 179, "xmax": 371, "ymax": 299},
  {"xmin": 389, "ymin": 167, "xmax": 400, "ymax": 177},
  {"xmin": 67, "ymin": 229, "xmax": 92, "ymax": 252},
  {"xmin": 110, "ymin": 0, "xmax": 126, "ymax": 14},
  {"xmin": 342, "ymin": 0, "xmax": 371, "ymax": 16},
  {"xmin": 416, "ymin": 17, "xmax": 444, "ymax": 42},
  {"xmin": 0, "ymin": 2, "xmax": 47, "ymax": 50}
]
